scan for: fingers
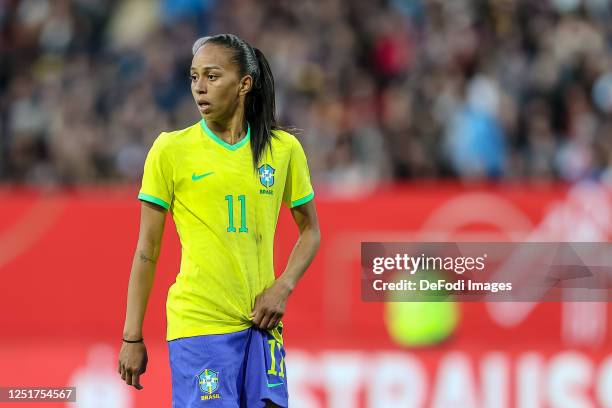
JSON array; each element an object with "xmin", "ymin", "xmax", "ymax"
[
  {"xmin": 131, "ymin": 372, "xmax": 143, "ymax": 390},
  {"xmin": 258, "ymin": 312, "xmax": 272, "ymax": 330},
  {"xmin": 120, "ymin": 367, "xmax": 144, "ymax": 389},
  {"xmin": 252, "ymin": 309, "xmax": 283, "ymax": 330},
  {"xmin": 251, "ymin": 307, "xmax": 262, "ymax": 326},
  {"xmin": 250, "ymin": 291, "xmax": 285, "ymax": 330},
  {"xmin": 268, "ymin": 312, "xmax": 282, "ymax": 330},
  {"xmin": 118, "ymin": 360, "xmax": 145, "ymax": 389},
  {"xmin": 250, "ymin": 294, "xmax": 262, "ymax": 320},
  {"xmin": 118, "ymin": 343, "xmax": 147, "ymax": 390},
  {"xmin": 263, "ymin": 312, "xmax": 278, "ymax": 330}
]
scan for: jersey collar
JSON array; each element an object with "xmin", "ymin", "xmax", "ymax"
[{"xmin": 200, "ymin": 119, "xmax": 250, "ymax": 151}]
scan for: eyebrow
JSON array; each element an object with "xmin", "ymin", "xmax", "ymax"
[{"xmin": 190, "ymin": 65, "xmax": 223, "ymax": 71}]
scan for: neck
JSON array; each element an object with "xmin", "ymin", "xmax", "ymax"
[{"xmin": 205, "ymin": 105, "xmax": 247, "ymax": 145}]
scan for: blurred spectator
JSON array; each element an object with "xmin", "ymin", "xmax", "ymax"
[
  {"xmin": 1, "ymin": 0, "xmax": 612, "ymax": 187},
  {"xmin": 445, "ymin": 74, "xmax": 507, "ymax": 179}
]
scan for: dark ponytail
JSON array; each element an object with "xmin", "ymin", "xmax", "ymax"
[
  {"xmin": 192, "ymin": 34, "xmax": 278, "ymax": 170},
  {"xmin": 246, "ymin": 47, "xmax": 278, "ymax": 169}
]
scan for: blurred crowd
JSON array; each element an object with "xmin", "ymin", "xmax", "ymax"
[{"xmin": 1, "ymin": 0, "xmax": 612, "ymax": 188}]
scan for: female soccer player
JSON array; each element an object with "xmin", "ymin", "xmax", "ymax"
[{"xmin": 118, "ymin": 33, "xmax": 320, "ymax": 407}]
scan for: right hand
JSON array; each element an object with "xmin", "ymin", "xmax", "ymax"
[{"xmin": 118, "ymin": 341, "xmax": 148, "ymax": 390}]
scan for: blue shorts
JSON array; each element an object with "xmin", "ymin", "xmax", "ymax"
[{"xmin": 168, "ymin": 326, "xmax": 288, "ymax": 407}]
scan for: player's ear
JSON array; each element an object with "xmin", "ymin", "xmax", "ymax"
[{"xmin": 239, "ymin": 75, "xmax": 253, "ymax": 96}]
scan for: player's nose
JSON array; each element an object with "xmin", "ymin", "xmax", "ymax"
[{"xmin": 193, "ymin": 77, "xmax": 207, "ymax": 94}]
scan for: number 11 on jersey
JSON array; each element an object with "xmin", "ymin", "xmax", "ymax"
[{"xmin": 225, "ymin": 194, "xmax": 248, "ymax": 233}]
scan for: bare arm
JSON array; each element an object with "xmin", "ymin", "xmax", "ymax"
[
  {"xmin": 278, "ymin": 199, "xmax": 321, "ymax": 292},
  {"xmin": 118, "ymin": 201, "xmax": 167, "ymax": 389},
  {"xmin": 251, "ymin": 199, "xmax": 321, "ymax": 330},
  {"xmin": 122, "ymin": 201, "xmax": 167, "ymax": 339}
]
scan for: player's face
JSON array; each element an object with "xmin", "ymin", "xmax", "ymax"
[{"xmin": 190, "ymin": 43, "xmax": 249, "ymax": 121}]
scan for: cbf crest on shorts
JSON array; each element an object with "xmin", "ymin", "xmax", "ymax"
[{"xmin": 197, "ymin": 368, "xmax": 221, "ymax": 400}]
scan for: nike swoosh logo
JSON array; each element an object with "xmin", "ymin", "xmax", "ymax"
[
  {"xmin": 267, "ymin": 381, "xmax": 285, "ymax": 388},
  {"xmin": 192, "ymin": 172, "xmax": 214, "ymax": 181}
]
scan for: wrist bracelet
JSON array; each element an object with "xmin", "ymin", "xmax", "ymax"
[{"xmin": 123, "ymin": 338, "xmax": 144, "ymax": 343}]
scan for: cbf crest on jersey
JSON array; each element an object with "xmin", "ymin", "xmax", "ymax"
[
  {"xmin": 258, "ymin": 164, "xmax": 275, "ymax": 188},
  {"xmin": 198, "ymin": 368, "xmax": 220, "ymax": 400}
]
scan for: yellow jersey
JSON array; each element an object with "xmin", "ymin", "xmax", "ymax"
[{"xmin": 138, "ymin": 119, "xmax": 314, "ymax": 341}]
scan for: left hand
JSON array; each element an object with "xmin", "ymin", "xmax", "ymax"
[{"xmin": 250, "ymin": 280, "xmax": 292, "ymax": 330}]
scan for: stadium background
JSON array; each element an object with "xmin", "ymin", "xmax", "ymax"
[{"xmin": 1, "ymin": 0, "xmax": 612, "ymax": 407}]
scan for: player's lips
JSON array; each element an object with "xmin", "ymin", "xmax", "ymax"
[{"xmin": 197, "ymin": 100, "xmax": 211, "ymax": 112}]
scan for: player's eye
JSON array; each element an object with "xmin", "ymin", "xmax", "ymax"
[
  {"xmin": 190, "ymin": 74, "xmax": 197, "ymax": 82},
  {"xmin": 208, "ymin": 74, "xmax": 218, "ymax": 81}
]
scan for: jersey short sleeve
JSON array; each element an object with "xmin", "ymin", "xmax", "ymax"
[
  {"xmin": 282, "ymin": 136, "xmax": 314, "ymax": 208},
  {"xmin": 138, "ymin": 133, "xmax": 174, "ymax": 210}
]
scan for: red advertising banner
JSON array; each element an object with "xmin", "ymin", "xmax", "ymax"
[{"xmin": 0, "ymin": 182, "xmax": 610, "ymax": 407}]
